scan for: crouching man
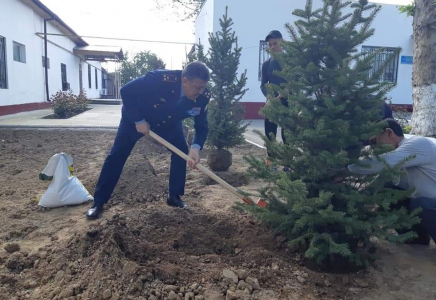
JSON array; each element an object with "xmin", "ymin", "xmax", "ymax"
[{"xmin": 340, "ymin": 120, "xmax": 436, "ymax": 244}]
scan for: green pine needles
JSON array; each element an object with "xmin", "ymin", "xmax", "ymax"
[
  {"xmin": 243, "ymin": 0, "xmax": 420, "ymax": 269},
  {"xmin": 199, "ymin": 7, "xmax": 248, "ymax": 150}
]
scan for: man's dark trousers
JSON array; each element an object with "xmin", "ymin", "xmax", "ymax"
[
  {"xmin": 409, "ymin": 197, "xmax": 436, "ymax": 244},
  {"xmin": 265, "ymin": 118, "xmax": 287, "ymax": 157},
  {"xmin": 93, "ymin": 118, "xmax": 188, "ymax": 206}
]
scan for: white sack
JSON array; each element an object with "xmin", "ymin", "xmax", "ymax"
[{"xmin": 38, "ymin": 153, "xmax": 93, "ymax": 208}]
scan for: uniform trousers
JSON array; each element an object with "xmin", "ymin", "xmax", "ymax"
[
  {"xmin": 265, "ymin": 118, "xmax": 287, "ymax": 157},
  {"xmin": 93, "ymin": 118, "xmax": 188, "ymax": 206}
]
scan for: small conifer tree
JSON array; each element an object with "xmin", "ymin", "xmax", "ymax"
[
  {"xmin": 199, "ymin": 7, "xmax": 249, "ymax": 171},
  {"xmin": 244, "ymin": 0, "xmax": 420, "ymax": 268}
]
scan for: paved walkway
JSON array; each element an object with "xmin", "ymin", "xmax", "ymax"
[
  {"xmin": 0, "ymin": 105, "xmax": 121, "ymax": 128},
  {"xmin": 0, "ymin": 104, "xmax": 281, "ymax": 149}
]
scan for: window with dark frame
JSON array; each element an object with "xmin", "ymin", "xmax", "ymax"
[
  {"xmin": 95, "ymin": 68, "xmax": 98, "ymax": 89},
  {"xmin": 42, "ymin": 56, "xmax": 50, "ymax": 69},
  {"xmin": 0, "ymin": 35, "xmax": 7, "ymax": 89},
  {"xmin": 88, "ymin": 65, "xmax": 91, "ymax": 89},
  {"xmin": 102, "ymin": 72, "xmax": 107, "ymax": 89},
  {"xmin": 61, "ymin": 63, "xmax": 68, "ymax": 91},
  {"xmin": 258, "ymin": 40, "xmax": 270, "ymax": 81},
  {"xmin": 361, "ymin": 46, "xmax": 400, "ymax": 83},
  {"xmin": 79, "ymin": 63, "xmax": 83, "ymax": 92},
  {"xmin": 13, "ymin": 41, "xmax": 26, "ymax": 63}
]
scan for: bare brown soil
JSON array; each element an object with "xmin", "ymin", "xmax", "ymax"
[{"xmin": 0, "ymin": 129, "xmax": 435, "ymax": 300}]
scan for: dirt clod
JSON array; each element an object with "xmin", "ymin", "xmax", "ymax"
[{"xmin": 4, "ymin": 243, "xmax": 20, "ymax": 253}]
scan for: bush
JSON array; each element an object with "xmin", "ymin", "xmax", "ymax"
[
  {"xmin": 403, "ymin": 125, "xmax": 412, "ymax": 134},
  {"xmin": 51, "ymin": 90, "xmax": 89, "ymax": 119}
]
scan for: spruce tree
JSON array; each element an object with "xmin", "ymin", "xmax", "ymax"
[
  {"xmin": 244, "ymin": 0, "xmax": 420, "ymax": 268},
  {"xmin": 199, "ymin": 7, "xmax": 249, "ymax": 171}
]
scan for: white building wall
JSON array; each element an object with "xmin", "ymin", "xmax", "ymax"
[
  {"xmin": 82, "ymin": 61, "xmax": 103, "ymax": 99},
  {"xmin": 365, "ymin": 3, "xmax": 413, "ymax": 105},
  {"xmin": 0, "ymin": 0, "xmax": 45, "ymax": 106},
  {"xmin": 0, "ymin": 0, "xmax": 103, "ymax": 108},
  {"xmin": 195, "ymin": 0, "xmax": 215, "ymax": 51},
  {"xmin": 43, "ymin": 21, "xmax": 82, "ymax": 98},
  {"xmin": 196, "ymin": 0, "xmax": 413, "ymax": 105}
]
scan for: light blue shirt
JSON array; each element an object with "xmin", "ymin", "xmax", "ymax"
[{"xmin": 348, "ymin": 135, "xmax": 436, "ymax": 199}]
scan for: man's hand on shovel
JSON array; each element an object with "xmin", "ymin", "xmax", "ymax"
[
  {"xmin": 135, "ymin": 121, "xmax": 150, "ymax": 136},
  {"xmin": 188, "ymin": 148, "xmax": 200, "ymax": 169},
  {"xmin": 148, "ymin": 130, "xmax": 268, "ymax": 208}
]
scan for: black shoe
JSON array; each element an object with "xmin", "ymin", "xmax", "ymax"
[
  {"xmin": 405, "ymin": 234, "xmax": 431, "ymax": 246},
  {"xmin": 86, "ymin": 204, "xmax": 104, "ymax": 219},
  {"xmin": 167, "ymin": 195, "xmax": 188, "ymax": 209}
]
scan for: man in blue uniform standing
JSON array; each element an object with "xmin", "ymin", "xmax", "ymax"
[
  {"xmin": 261, "ymin": 30, "xmax": 288, "ymax": 159},
  {"xmin": 86, "ymin": 61, "xmax": 211, "ymax": 219}
]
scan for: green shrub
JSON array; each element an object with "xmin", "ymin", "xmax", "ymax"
[
  {"xmin": 403, "ymin": 125, "xmax": 412, "ymax": 134},
  {"xmin": 51, "ymin": 90, "xmax": 89, "ymax": 118}
]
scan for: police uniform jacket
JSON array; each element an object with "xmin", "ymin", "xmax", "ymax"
[
  {"xmin": 261, "ymin": 57, "xmax": 288, "ymax": 105},
  {"xmin": 120, "ymin": 70, "xmax": 211, "ymax": 149}
]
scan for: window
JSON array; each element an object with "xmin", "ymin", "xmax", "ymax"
[
  {"xmin": 79, "ymin": 63, "xmax": 83, "ymax": 92},
  {"xmin": 361, "ymin": 46, "xmax": 399, "ymax": 83},
  {"xmin": 88, "ymin": 65, "xmax": 91, "ymax": 88},
  {"xmin": 61, "ymin": 63, "xmax": 68, "ymax": 91},
  {"xmin": 102, "ymin": 71, "xmax": 107, "ymax": 89},
  {"xmin": 13, "ymin": 41, "xmax": 26, "ymax": 63},
  {"xmin": 0, "ymin": 36, "xmax": 7, "ymax": 89},
  {"xmin": 42, "ymin": 56, "xmax": 50, "ymax": 69},
  {"xmin": 95, "ymin": 68, "xmax": 98, "ymax": 89},
  {"xmin": 258, "ymin": 40, "xmax": 270, "ymax": 81}
]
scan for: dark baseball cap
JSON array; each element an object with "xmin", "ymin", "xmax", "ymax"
[{"xmin": 265, "ymin": 30, "xmax": 283, "ymax": 41}]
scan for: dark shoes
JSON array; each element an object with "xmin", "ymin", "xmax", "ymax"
[
  {"xmin": 167, "ymin": 195, "xmax": 188, "ymax": 209},
  {"xmin": 86, "ymin": 204, "xmax": 104, "ymax": 219},
  {"xmin": 87, "ymin": 196, "xmax": 187, "ymax": 219},
  {"xmin": 405, "ymin": 234, "xmax": 431, "ymax": 246}
]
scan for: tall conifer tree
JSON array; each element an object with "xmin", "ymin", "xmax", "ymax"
[{"xmin": 244, "ymin": 0, "xmax": 420, "ymax": 268}]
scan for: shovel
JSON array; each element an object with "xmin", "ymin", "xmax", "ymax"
[{"xmin": 149, "ymin": 130, "xmax": 268, "ymax": 208}]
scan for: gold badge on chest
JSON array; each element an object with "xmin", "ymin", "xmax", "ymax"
[{"xmin": 162, "ymin": 74, "xmax": 178, "ymax": 82}]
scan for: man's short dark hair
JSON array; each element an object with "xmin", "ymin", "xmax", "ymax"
[
  {"xmin": 383, "ymin": 119, "xmax": 404, "ymax": 137},
  {"xmin": 182, "ymin": 61, "xmax": 210, "ymax": 82},
  {"xmin": 265, "ymin": 30, "xmax": 283, "ymax": 41}
]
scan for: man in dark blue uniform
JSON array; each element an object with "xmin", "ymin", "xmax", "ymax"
[
  {"xmin": 261, "ymin": 30, "xmax": 288, "ymax": 159},
  {"xmin": 86, "ymin": 61, "xmax": 211, "ymax": 219}
]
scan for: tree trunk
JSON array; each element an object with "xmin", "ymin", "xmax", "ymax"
[{"xmin": 410, "ymin": 0, "xmax": 436, "ymax": 137}]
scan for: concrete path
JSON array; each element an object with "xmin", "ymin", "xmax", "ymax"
[
  {"xmin": 0, "ymin": 105, "xmax": 121, "ymax": 128},
  {"xmin": 0, "ymin": 105, "xmax": 281, "ymax": 149}
]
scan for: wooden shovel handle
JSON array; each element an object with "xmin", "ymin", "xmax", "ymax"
[{"xmin": 149, "ymin": 130, "xmax": 255, "ymax": 205}]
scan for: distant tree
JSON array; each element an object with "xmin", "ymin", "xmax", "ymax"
[
  {"xmin": 398, "ymin": 1, "xmax": 415, "ymax": 16},
  {"xmin": 182, "ymin": 45, "xmax": 198, "ymax": 69},
  {"xmin": 173, "ymin": 0, "xmax": 206, "ymax": 19},
  {"xmin": 120, "ymin": 51, "xmax": 165, "ymax": 85},
  {"xmin": 155, "ymin": 0, "xmax": 206, "ymax": 21}
]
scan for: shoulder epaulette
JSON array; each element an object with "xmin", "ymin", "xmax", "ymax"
[
  {"xmin": 162, "ymin": 74, "xmax": 179, "ymax": 83},
  {"xmin": 203, "ymin": 89, "xmax": 211, "ymax": 99}
]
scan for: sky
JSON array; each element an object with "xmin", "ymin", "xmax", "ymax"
[
  {"xmin": 40, "ymin": 0, "xmax": 197, "ymax": 70},
  {"xmin": 39, "ymin": 0, "xmax": 413, "ymax": 70},
  {"xmin": 372, "ymin": 0, "xmax": 411, "ymax": 4}
]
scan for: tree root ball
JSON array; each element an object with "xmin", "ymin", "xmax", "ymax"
[{"xmin": 207, "ymin": 149, "xmax": 232, "ymax": 171}]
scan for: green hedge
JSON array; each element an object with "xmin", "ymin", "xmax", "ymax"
[{"xmin": 51, "ymin": 90, "xmax": 89, "ymax": 119}]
